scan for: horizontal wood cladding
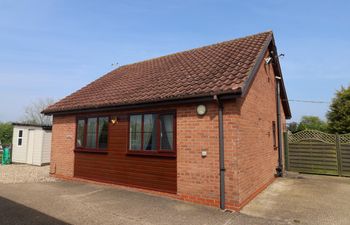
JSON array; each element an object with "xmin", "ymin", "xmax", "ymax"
[{"xmin": 74, "ymin": 113, "xmax": 177, "ymax": 194}]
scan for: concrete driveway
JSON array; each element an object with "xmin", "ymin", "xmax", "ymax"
[
  {"xmin": 0, "ymin": 172, "xmax": 348, "ymax": 225},
  {"xmin": 242, "ymin": 172, "xmax": 350, "ymax": 225},
  {"xmin": 0, "ymin": 180, "xmax": 284, "ymax": 225}
]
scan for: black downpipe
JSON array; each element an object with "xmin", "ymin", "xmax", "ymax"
[
  {"xmin": 215, "ymin": 95, "xmax": 225, "ymax": 209},
  {"xmin": 275, "ymin": 77, "xmax": 283, "ymax": 177}
]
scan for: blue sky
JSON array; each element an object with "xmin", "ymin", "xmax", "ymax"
[{"xmin": 1, "ymin": 0, "xmax": 349, "ymax": 122}]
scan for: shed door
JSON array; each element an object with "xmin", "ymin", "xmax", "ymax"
[{"xmin": 26, "ymin": 130, "xmax": 35, "ymax": 164}]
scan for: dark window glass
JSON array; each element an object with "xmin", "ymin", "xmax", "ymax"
[
  {"xmin": 160, "ymin": 114, "xmax": 174, "ymax": 150},
  {"xmin": 76, "ymin": 119, "xmax": 85, "ymax": 147},
  {"xmin": 143, "ymin": 114, "xmax": 158, "ymax": 150},
  {"xmin": 86, "ymin": 118, "xmax": 97, "ymax": 148},
  {"xmin": 129, "ymin": 115, "xmax": 142, "ymax": 150},
  {"xmin": 128, "ymin": 113, "xmax": 175, "ymax": 153},
  {"xmin": 98, "ymin": 117, "xmax": 109, "ymax": 149},
  {"xmin": 18, "ymin": 130, "xmax": 23, "ymax": 146}
]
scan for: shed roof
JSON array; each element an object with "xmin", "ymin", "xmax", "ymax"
[{"xmin": 12, "ymin": 123, "xmax": 52, "ymax": 130}]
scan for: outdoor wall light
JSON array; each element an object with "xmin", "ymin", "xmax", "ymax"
[
  {"xmin": 196, "ymin": 104, "xmax": 207, "ymax": 116},
  {"xmin": 111, "ymin": 116, "xmax": 118, "ymax": 124}
]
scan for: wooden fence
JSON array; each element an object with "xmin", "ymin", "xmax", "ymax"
[{"xmin": 284, "ymin": 130, "xmax": 350, "ymax": 176}]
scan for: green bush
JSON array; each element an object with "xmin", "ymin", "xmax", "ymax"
[
  {"xmin": 327, "ymin": 85, "xmax": 350, "ymax": 134},
  {"xmin": 0, "ymin": 122, "xmax": 13, "ymax": 146}
]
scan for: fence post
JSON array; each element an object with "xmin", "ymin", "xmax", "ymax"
[
  {"xmin": 336, "ymin": 133, "xmax": 342, "ymax": 176},
  {"xmin": 283, "ymin": 132, "xmax": 289, "ymax": 171}
]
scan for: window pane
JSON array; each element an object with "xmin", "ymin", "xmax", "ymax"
[
  {"xmin": 160, "ymin": 114, "xmax": 174, "ymax": 150},
  {"xmin": 18, "ymin": 138, "xmax": 22, "ymax": 146},
  {"xmin": 98, "ymin": 117, "xmax": 108, "ymax": 149},
  {"xmin": 130, "ymin": 133, "xmax": 141, "ymax": 150},
  {"xmin": 86, "ymin": 118, "xmax": 97, "ymax": 148},
  {"xmin": 129, "ymin": 115, "xmax": 142, "ymax": 150},
  {"xmin": 143, "ymin": 114, "xmax": 157, "ymax": 150},
  {"xmin": 18, "ymin": 130, "xmax": 23, "ymax": 138},
  {"xmin": 76, "ymin": 119, "xmax": 85, "ymax": 147},
  {"xmin": 130, "ymin": 115, "xmax": 142, "ymax": 132}
]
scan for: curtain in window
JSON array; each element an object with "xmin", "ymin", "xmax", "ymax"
[
  {"xmin": 160, "ymin": 114, "xmax": 173, "ymax": 150},
  {"xmin": 129, "ymin": 115, "xmax": 142, "ymax": 150},
  {"xmin": 77, "ymin": 119, "xmax": 85, "ymax": 147},
  {"xmin": 86, "ymin": 118, "xmax": 97, "ymax": 148},
  {"xmin": 98, "ymin": 117, "xmax": 108, "ymax": 149},
  {"xmin": 143, "ymin": 114, "xmax": 157, "ymax": 150}
]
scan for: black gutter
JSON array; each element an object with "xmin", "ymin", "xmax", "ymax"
[
  {"xmin": 214, "ymin": 95, "xmax": 226, "ymax": 210},
  {"xmin": 275, "ymin": 77, "xmax": 283, "ymax": 177},
  {"xmin": 43, "ymin": 93, "xmax": 241, "ymax": 116}
]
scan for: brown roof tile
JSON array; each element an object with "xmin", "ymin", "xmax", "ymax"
[{"xmin": 44, "ymin": 31, "xmax": 273, "ymax": 114}]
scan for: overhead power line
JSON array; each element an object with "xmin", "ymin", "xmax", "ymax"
[{"xmin": 287, "ymin": 99, "xmax": 330, "ymax": 104}]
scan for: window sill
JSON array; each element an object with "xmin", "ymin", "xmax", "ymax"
[
  {"xmin": 126, "ymin": 151, "xmax": 176, "ymax": 158},
  {"xmin": 74, "ymin": 149, "xmax": 108, "ymax": 154}
]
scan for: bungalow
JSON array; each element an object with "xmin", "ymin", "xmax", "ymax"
[{"xmin": 43, "ymin": 31, "xmax": 291, "ymax": 210}]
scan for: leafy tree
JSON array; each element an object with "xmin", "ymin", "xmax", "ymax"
[
  {"xmin": 21, "ymin": 98, "xmax": 54, "ymax": 126},
  {"xmin": 287, "ymin": 122, "xmax": 299, "ymax": 133},
  {"xmin": 0, "ymin": 122, "xmax": 13, "ymax": 146},
  {"xmin": 327, "ymin": 85, "xmax": 350, "ymax": 134},
  {"xmin": 297, "ymin": 116, "xmax": 328, "ymax": 132}
]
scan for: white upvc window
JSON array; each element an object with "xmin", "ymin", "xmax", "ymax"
[{"xmin": 17, "ymin": 130, "xmax": 23, "ymax": 146}]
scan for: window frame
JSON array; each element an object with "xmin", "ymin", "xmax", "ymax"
[
  {"xmin": 75, "ymin": 116, "xmax": 110, "ymax": 153},
  {"xmin": 127, "ymin": 111, "xmax": 176, "ymax": 157},
  {"xmin": 17, "ymin": 129, "xmax": 23, "ymax": 147}
]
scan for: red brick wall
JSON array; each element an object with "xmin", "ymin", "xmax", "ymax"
[
  {"xmin": 50, "ymin": 115, "xmax": 75, "ymax": 177},
  {"xmin": 233, "ymin": 52, "xmax": 286, "ymax": 206},
  {"xmin": 176, "ymin": 101, "xmax": 242, "ymax": 209},
  {"xmin": 177, "ymin": 102, "xmax": 221, "ymax": 206},
  {"xmin": 223, "ymin": 101, "xmax": 241, "ymax": 208},
  {"xmin": 175, "ymin": 51, "xmax": 288, "ymax": 209}
]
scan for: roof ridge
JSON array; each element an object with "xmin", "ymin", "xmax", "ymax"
[{"xmin": 118, "ymin": 30, "xmax": 273, "ymax": 69}]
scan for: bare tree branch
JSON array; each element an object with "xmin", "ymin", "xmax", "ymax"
[{"xmin": 21, "ymin": 98, "xmax": 55, "ymax": 126}]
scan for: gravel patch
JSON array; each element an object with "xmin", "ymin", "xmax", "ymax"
[{"xmin": 0, "ymin": 164, "xmax": 56, "ymax": 184}]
